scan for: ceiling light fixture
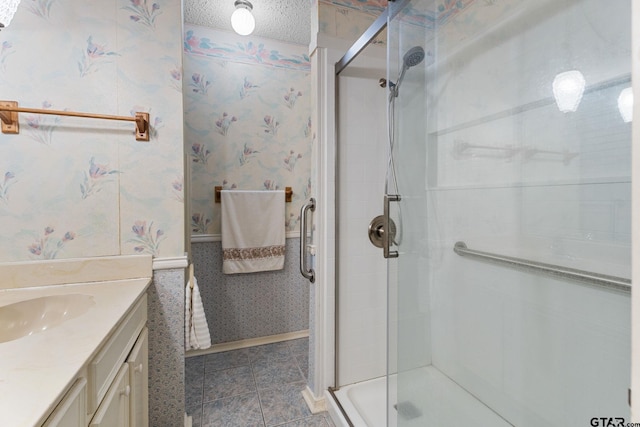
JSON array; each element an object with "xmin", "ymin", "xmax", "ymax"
[
  {"xmin": 231, "ymin": 0, "xmax": 255, "ymax": 36},
  {"xmin": 0, "ymin": 0, "xmax": 21, "ymax": 30}
]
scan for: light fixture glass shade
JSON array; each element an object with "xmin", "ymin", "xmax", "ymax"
[
  {"xmin": 231, "ymin": 1, "xmax": 255, "ymax": 36},
  {"xmin": 0, "ymin": 0, "xmax": 21, "ymax": 29},
  {"xmin": 552, "ymin": 70, "xmax": 586, "ymax": 113},
  {"xmin": 617, "ymin": 87, "xmax": 633, "ymax": 123}
]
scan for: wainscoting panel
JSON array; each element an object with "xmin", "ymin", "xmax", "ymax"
[
  {"xmin": 148, "ymin": 268, "xmax": 185, "ymax": 427},
  {"xmin": 192, "ymin": 238, "xmax": 309, "ymax": 344}
]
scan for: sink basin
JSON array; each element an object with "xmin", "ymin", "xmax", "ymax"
[{"xmin": 0, "ymin": 294, "xmax": 95, "ymax": 343}]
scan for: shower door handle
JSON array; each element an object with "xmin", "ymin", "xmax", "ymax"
[
  {"xmin": 384, "ymin": 194, "xmax": 401, "ymax": 258},
  {"xmin": 300, "ymin": 198, "xmax": 316, "ymax": 283}
]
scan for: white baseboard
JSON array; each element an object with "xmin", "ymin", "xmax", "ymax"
[
  {"xmin": 185, "ymin": 330, "xmax": 309, "ymax": 357},
  {"xmin": 302, "ymin": 386, "xmax": 327, "ymax": 414}
]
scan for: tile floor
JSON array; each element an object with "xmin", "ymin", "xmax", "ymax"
[{"xmin": 185, "ymin": 338, "xmax": 335, "ymax": 427}]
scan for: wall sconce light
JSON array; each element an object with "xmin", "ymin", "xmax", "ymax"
[
  {"xmin": 231, "ymin": 0, "xmax": 255, "ymax": 36},
  {"xmin": 552, "ymin": 70, "xmax": 586, "ymax": 113},
  {"xmin": 617, "ymin": 87, "xmax": 633, "ymax": 123},
  {"xmin": 0, "ymin": 0, "xmax": 21, "ymax": 30}
]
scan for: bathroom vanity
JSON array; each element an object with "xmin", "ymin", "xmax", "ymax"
[{"xmin": 0, "ymin": 255, "xmax": 152, "ymax": 427}]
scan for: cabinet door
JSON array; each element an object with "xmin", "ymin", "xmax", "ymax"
[
  {"xmin": 127, "ymin": 327, "xmax": 148, "ymax": 427},
  {"xmin": 88, "ymin": 295, "xmax": 146, "ymax": 415},
  {"xmin": 42, "ymin": 378, "xmax": 87, "ymax": 427},
  {"xmin": 89, "ymin": 364, "xmax": 130, "ymax": 427}
]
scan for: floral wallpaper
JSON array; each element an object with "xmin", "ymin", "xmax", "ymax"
[
  {"xmin": 184, "ymin": 26, "xmax": 312, "ymax": 236},
  {"xmin": 0, "ymin": 0, "xmax": 185, "ymax": 261}
]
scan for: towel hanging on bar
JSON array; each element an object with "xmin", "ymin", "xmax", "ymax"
[
  {"xmin": 185, "ymin": 263, "xmax": 211, "ymax": 351},
  {"xmin": 221, "ymin": 190, "xmax": 286, "ymax": 274}
]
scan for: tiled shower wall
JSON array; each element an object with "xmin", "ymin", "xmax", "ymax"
[{"xmin": 192, "ymin": 239, "xmax": 309, "ymax": 344}]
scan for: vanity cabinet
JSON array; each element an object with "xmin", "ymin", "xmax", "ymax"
[
  {"xmin": 41, "ymin": 295, "xmax": 148, "ymax": 427},
  {"xmin": 89, "ymin": 364, "xmax": 130, "ymax": 427},
  {"xmin": 127, "ymin": 328, "xmax": 149, "ymax": 427},
  {"xmin": 42, "ymin": 379, "xmax": 87, "ymax": 427}
]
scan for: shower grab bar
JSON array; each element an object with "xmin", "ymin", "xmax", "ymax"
[
  {"xmin": 300, "ymin": 198, "xmax": 316, "ymax": 283},
  {"xmin": 453, "ymin": 241, "xmax": 631, "ymax": 293}
]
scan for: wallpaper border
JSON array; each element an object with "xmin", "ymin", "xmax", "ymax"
[{"xmin": 184, "ymin": 24, "xmax": 311, "ymax": 72}]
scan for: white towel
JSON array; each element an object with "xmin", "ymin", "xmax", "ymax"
[
  {"xmin": 221, "ymin": 190, "xmax": 285, "ymax": 274},
  {"xmin": 185, "ymin": 270, "xmax": 211, "ymax": 351}
]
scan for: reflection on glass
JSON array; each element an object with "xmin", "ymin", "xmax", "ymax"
[
  {"xmin": 552, "ymin": 70, "xmax": 586, "ymax": 112},
  {"xmin": 390, "ymin": 0, "xmax": 631, "ymax": 426},
  {"xmin": 618, "ymin": 87, "xmax": 633, "ymax": 122}
]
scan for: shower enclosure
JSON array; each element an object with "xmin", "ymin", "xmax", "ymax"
[
  {"xmin": 331, "ymin": 0, "xmax": 632, "ymax": 426},
  {"xmin": 332, "ymin": 27, "xmax": 390, "ymax": 426}
]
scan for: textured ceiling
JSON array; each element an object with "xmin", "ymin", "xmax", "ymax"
[{"xmin": 184, "ymin": 0, "xmax": 311, "ymax": 46}]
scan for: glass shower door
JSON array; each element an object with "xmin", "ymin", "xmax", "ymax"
[{"xmin": 388, "ymin": 1, "xmax": 632, "ymax": 426}]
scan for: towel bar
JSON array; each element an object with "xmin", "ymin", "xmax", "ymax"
[
  {"xmin": 0, "ymin": 100, "xmax": 150, "ymax": 141},
  {"xmin": 214, "ymin": 186, "xmax": 293, "ymax": 203}
]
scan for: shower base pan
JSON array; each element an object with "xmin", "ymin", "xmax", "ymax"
[{"xmin": 330, "ymin": 366, "xmax": 512, "ymax": 427}]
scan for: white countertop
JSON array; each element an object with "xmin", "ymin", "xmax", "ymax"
[{"xmin": 0, "ymin": 256, "xmax": 152, "ymax": 427}]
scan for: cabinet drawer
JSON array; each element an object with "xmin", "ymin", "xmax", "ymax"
[
  {"xmin": 89, "ymin": 364, "xmax": 130, "ymax": 427},
  {"xmin": 88, "ymin": 295, "xmax": 147, "ymax": 414},
  {"xmin": 42, "ymin": 378, "xmax": 87, "ymax": 427}
]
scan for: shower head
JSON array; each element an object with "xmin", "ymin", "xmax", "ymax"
[
  {"xmin": 392, "ymin": 46, "xmax": 425, "ymax": 98},
  {"xmin": 403, "ymin": 46, "xmax": 425, "ymax": 69}
]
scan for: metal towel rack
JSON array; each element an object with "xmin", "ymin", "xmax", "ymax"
[
  {"xmin": 453, "ymin": 241, "xmax": 631, "ymax": 294},
  {"xmin": 0, "ymin": 100, "xmax": 150, "ymax": 141},
  {"xmin": 214, "ymin": 186, "xmax": 293, "ymax": 203}
]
